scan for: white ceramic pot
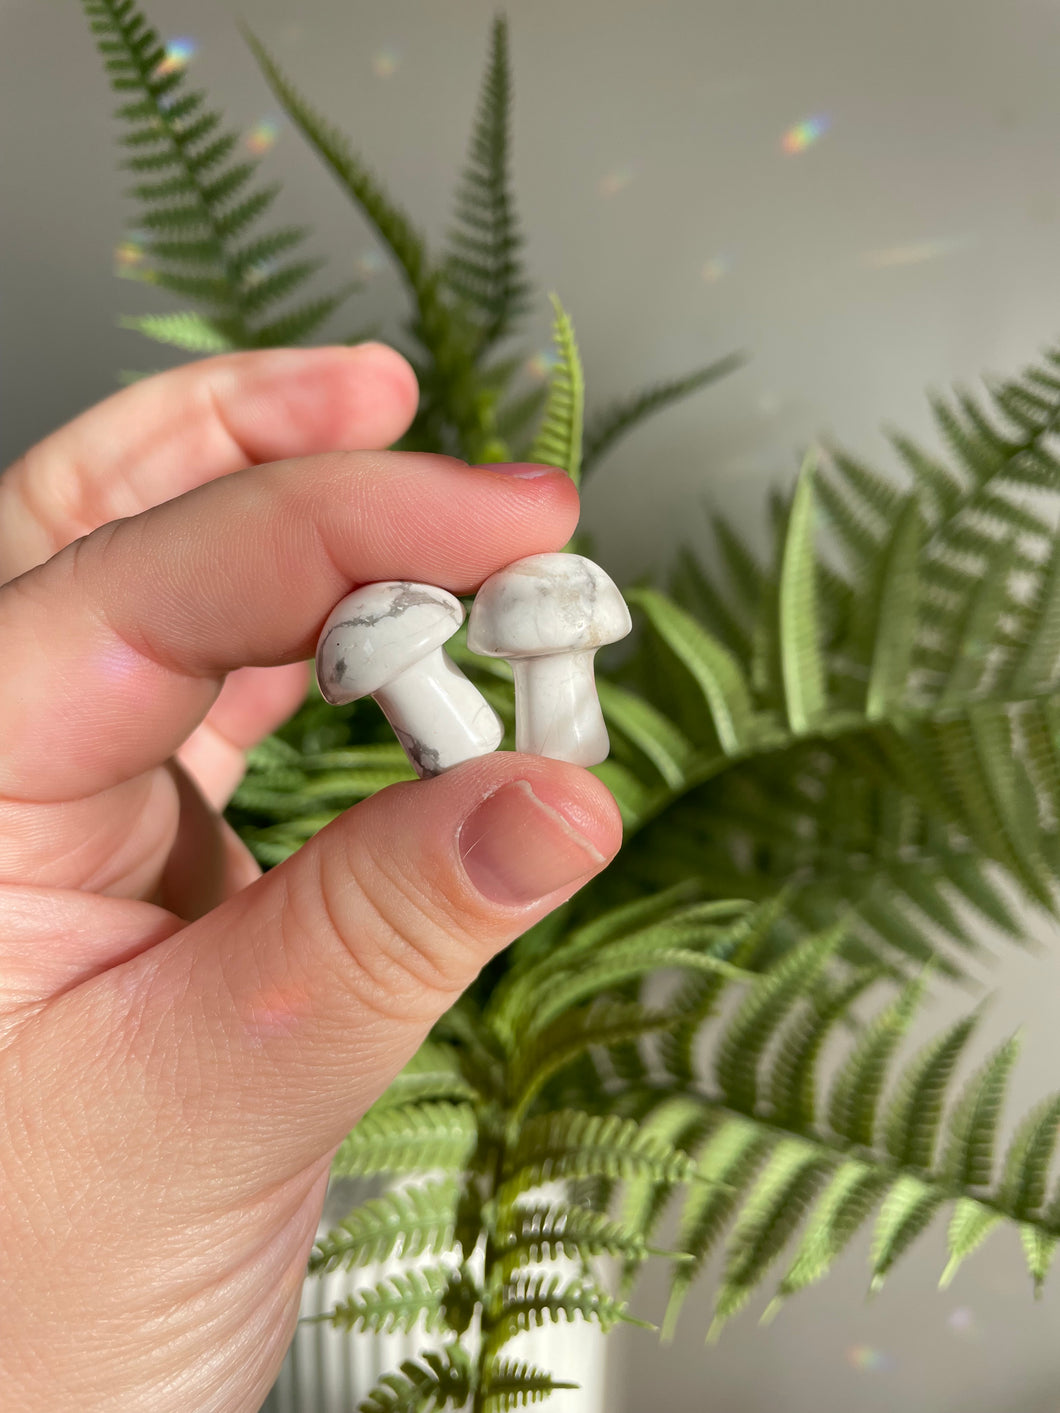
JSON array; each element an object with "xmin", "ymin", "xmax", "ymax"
[{"xmin": 262, "ymin": 1234, "xmax": 608, "ymax": 1412}]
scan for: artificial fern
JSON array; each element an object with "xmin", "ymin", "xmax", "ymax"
[
  {"xmin": 82, "ymin": 0, "xmax": 359, "ymax": 359},
  {"xmin": 77, "ymin": 3, "xmax": 1060, "ymax": 1409}
]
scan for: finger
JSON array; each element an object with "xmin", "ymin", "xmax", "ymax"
[
  {"xmin": 148, "ymin": 759, "xmax": 263, "ymax": 921},
  {"xmin": 2, "ymin": 346, "xmax": 414, "ymax": 808},
  {"xmin": 0, "ymin": 344, "xmax": 419, "ymax": 581},
  {"xmin": 175, "ymin": 661, "xmax": 311, "ymax": 810},
  {"xmin": 0, "ymin": 452, "xmax": 578, "ymax": 804},
  {"xmin": 13, "ymin": 754, "xmax": 622, "ymax": 1205},
  {"xmin": 0, "ymin": 887, "xmax": 182, "ymax": 1024}
]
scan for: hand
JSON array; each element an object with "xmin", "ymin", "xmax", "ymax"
[{"xmin": 0, "ymin": 344, "xmax": 622, "ymax": 1412}]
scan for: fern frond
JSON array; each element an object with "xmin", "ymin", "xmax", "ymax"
[
  {"xmin": 710, "ymin": 1137, "xmax": 833, "ymax": 1333},
  {"xmin": 443, "ymin": 16, "xmax": 532, "ymax": 349},
  {"xmin": 714, "ymin": 927, "xmax": 843, "ymax": 1113},
  {"xmin": 356, "ymin": 1346, "xmax": 471, "ymax": 1413},
  {"xmin": 311, "ymin": 1266, "xmax": 453, "ymax": 1334},
  {"xmin": 626, "ymin": 586, "xmax": 757, "ymax": 756},
  {"xmin": 117, "ymin": 310, "xmax": 238, "ymax": 352},
  {"xmin": 500, "ymin": 1110, "xmax": 698, "ymax": 1206},
  {"xmin": 83, "ymin": 0, "xmax": 347, "ymax": 354},
  {"xmin": 527, "ymin": 295, "xmax": 584, "ymax": 484},
  {"xmin": 777, "ymin": 458, "xmax": 827, "ymax": 732},
  {"xmin": 478, "ymin": 1360, "xmax": 577, "ymax": 1411},
  {"xmin": 580, "ymin": 351, "xmax": 745, "ymax": 479},
  {"xmin": 497, "ymin": 1201, "xmax": 657, "ymax": 1277},
  {"xmin": 243, "ymin": 26, "xmax": 497, "ymax": 460},
  {"xmin": 483, "ymin": 1272, "xmax": 646, "ymax": 1360},
  {"xmin": 331, "ymin": 1102, "xmax": 478, "ymax": 1179},
  {"xmin": 309, "ymin": 1179, "xmax": 460, "ymax": 1274}
]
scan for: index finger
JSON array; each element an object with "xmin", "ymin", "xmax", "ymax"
[
  {"xmin": 0, "ymin": 344, "xmax": 419, "ymax": 581},
  {"xmin": 0, "ymin": 452, "xmax": 578, "ymax": 802}
]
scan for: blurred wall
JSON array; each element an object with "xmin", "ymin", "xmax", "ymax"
[{"xmin": 4, "ymin": 1, "xmax": 1060, "ymax": 1409}]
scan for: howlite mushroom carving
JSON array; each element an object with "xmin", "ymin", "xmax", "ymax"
[
  {"xmin": 315, "ymin": 581, "xmax": 503, "ymax": 778},
  {"xmin": 467, "ymin": 552, "xmax": 632, "ymax": 766}
]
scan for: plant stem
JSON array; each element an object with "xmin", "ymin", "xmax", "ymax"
[{"xmin": 471, "ymin": 1126, "xmax": 508, "ymax": 1412}]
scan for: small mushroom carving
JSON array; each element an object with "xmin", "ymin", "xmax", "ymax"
[
  {"xmin": 467, "ymin": 552, "xmax": 632, "ymax": 767},
  {"xmin": 315, "ymin": 581, "xmax": 503, "ymax": 778}
]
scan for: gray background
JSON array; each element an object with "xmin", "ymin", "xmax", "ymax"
[{"xmin": 5, "ymin": 0, "xmax": 1060, "ymax": 1408}]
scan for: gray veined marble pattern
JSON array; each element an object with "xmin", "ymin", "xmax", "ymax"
[
  {"xmin": 467, "ymin": 553, "xmax": 633, "ymax": 767},
  {"xmin": 315, "ymin": 581, "xmax": 504, "ymax": 778}
]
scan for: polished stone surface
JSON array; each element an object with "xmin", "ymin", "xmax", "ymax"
[
  {"xmin": 467, "ymin": 553, "xmax": 633, "ymax": 766},
  {"xmin": 315, "ymin": 581, "xmax": 503, "ymax": 778}
]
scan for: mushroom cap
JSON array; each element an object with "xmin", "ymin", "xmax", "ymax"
[
  {"xmin": 316, "ymin": 581, "xmax": 464, "ymax": 704},
  {"xmin": 467, "ymin": 552, "xmax": 632, "ymax": 659}
]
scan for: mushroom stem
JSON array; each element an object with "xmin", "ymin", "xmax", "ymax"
[
  {"xmin": 510, "ymin": 650, "xmax": 609, "ymax": 766},
  {"xmin": 374, "ymin": 649, "xmax": 503, "ymax": 779}
]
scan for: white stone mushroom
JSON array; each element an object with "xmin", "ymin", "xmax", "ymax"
[
  {"xmin": 467, "ymin": 552, "xmax": 632, "ymax": 767},
  {"xmin": 315, "ymin": 581, "xmax": 503, "ymax": 778}
]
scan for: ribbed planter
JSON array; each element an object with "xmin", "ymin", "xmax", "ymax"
[{"xmin": 262, "ymin": 1232, "xmax": 608, "ymax": 1412}]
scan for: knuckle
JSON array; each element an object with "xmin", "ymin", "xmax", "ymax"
[{"xmin": 293, "ymin": 835, "xmax": 481, "ymax": 1026}]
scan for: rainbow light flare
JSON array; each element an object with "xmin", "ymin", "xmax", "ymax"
[
  {"xmin": 781, "ymin": 113, "xmax": 830, "ymax": 154},
  {"xmin": 860, "ymin": 236, "xmax": 969, "ymax": 268},
  {"xmin": 244, "ymin": 118, "xmax": 280, "ymax": 155},
  {"xmin": 701, "ymin": 254, "xmax": 731, "ymax": 283},
  {"xmin": 526, "ymin": 349, "xmax": 560, "ymax": 381},
  {"xmin": 372, "ymin": 46, "xmax": 401, "ymax": 78},
  {"xmin": 114, "ymin": 230, "xmax": 148, "ymax": 270},
  {"xmin": 355, "ymin": 248, "xmax": 386, "ymax": 278},
  {"xmin": 847, "ymin": 1345, "xmax": 893, "ymax": 1373},
  {"xmin": 598, "ymin": 166, "xmax": 636, "ymax": 197},
  {"xmin": 155, "ymin": 36, "xmax": 196, "ymax": 76}
]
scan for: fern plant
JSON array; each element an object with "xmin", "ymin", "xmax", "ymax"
[{"xmin": 79, "ymin": 4, "xmax": 1060, "ymax": 1409}]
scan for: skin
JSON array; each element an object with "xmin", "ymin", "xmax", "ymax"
[{"xmin": 0, "ymin": 343, "xmax": 622, "ymax": 1412}]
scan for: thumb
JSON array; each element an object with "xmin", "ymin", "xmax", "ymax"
[{"xmin": 43, "ymin": 754, "xmax": 621, "ymax": 1204}]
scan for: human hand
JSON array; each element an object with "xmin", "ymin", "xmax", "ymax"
[{"xmin": 0, "ymin": 344, "xmax": 622, "ymax": 1412}]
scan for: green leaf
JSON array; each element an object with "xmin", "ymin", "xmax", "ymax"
[
  {"xmin": 999, "ymin": 1094, "xmax": 1060, "ymax": 1218},
  {"xmin": 331, "ymin": 1102, "xmax": 478, "ymax": 1178},
  {"xmin": 771, "ymin": 1161, "xmax": 889, "ymax": 1305},
  {"xmin": 884, "ymin": 1015, "xmax": 978, "ymax": 1169},
  {"xmin": 310, "ymin": 1266, "xmax": 451, "ymax": 1334},
  {"xmin": 442, "ymin": 16, "xmax": 531, "ymax": 348},
  {"xmin": 1021, "ymin": 1226, "xmax": 1058, "ymax": 1295},
  {"xmin": 356, "ymin": 1347, "xmax": 471, "ymax": 1413},
  {"xmin": 84, "ymin": 0, "xmax": 335, "ymax": 352},
  {"xmin": 939, "ymin": 534, "xmax": 1019, "ymax": 702},
  {"xmin": 309, "ymin": 1179, "xmax": 460, "ymax": 1274},
  {"xmin": 528, "ymin": 294, "xmax": 584, "ymax": 485},
  {"xmin": 117, "ymin": 310, "xmax": 237, "ymax": 352},
  {"xmin": 662, "ymin": 1116, "xmax": 770, "ymax": 1339},
  {"xmin": 944, "ymin": 1035, "xmax": 1020, "ymax": 1188},
  {"xmin": 242, "ymin": 27, "xmax": 488, "ymax": 445},
  {"xmin": 778, "ymin": 456, "xmax": 827, "ymax": 733},
  {"xmin": 940, "ymin": 1198, "xmax": 1003, "ymax": 1287},
  {"xmin": 865, "ymin": 494, "xmax": 923, "ymax": 719},
  {"xmin": 479, "ymin": 1361, "xmax": 577, "ymax": 1411},
  {"xmin": 769, "ymin": 972, "xmax": 882, "ymax": 1130},
  {"xmin": 711, "ymin": 1138, "xmax": 833, "ymax": 1334},
  {"xmin": 501, "ymin": 1110, "xmax": 697, "ymax": 1203},
  {"xmin": 497, "ymin": 1202, "xmax": 656, "ymax": 1272},
  {"xmin": 827, "ymin": 979, "xmax": 923, "ymax": 1148},
  {"xmin": 1011, "ymin": 535, "xmax": 1060, "ymax": 694},
  {"xmin": 483, "ymin": 1273, "xmax": 646, "ymax": 1360},
  {"xmin": 580, "ymin": 352, "xmax": 745, "ymax": 479},
  {"xmin": 715, "ymin": 927, "xmax": 842, "ymax": 1113},
  {"xmin": 871, "ymin": 1174, "xmax": 944, "ymax": 1289},
  {"xmin": 628, "ymin": 586, "xmax": 756, "ymax": 755},
  {"xmin": 597, "ymin": 678, "xmax": 699, "ymax": 787}
]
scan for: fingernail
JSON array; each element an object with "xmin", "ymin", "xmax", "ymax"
[
  {"xmin": 459, "ymin": 779, "xmax": 606, "ymax": 905},
  {"xmin": 470, "ymin": 462, "xmax": 566, "ymax": 479}
]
